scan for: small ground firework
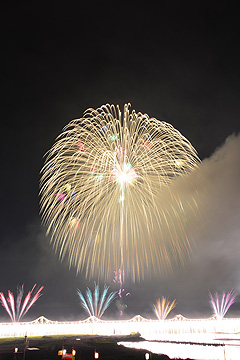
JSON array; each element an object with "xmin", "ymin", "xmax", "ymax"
[
  {"xmin": 153, "ymin": 296, "xmax": 176, "ymax": 320},
  {"xmin": 77, "ymin": 282, "xmax": 117, "ymax": 319},
  {"xmin": 209, "ymin": 290, "xmax": 236, "ymax": 319},
  {"xmin": 0, "ymin": 284, "xmax": 43, "ymax": 322}
]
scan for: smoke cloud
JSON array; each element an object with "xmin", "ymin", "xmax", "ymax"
[{"xmin": 136, "ymin": 133, "xmax": 240, "ymax": 318}]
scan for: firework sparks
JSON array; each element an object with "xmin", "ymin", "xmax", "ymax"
[
  {"xmin": 40, "ymin": 103, "xmax": 200, "ymax": 281},
  {"xmin": 77, "ymin": 282, "xmax": 117, "ymax": 319},
  {"xmin": 153, "ymin": 296, "xmax": 176, "ymax": 320},
  {"xmin": 113, "ymin": 269, "xmax": 131, "ymax": 316},
  {"xmin": 209, "ymin": 290, "xmax": 236, "ymax": 319},
  {"xmin": 0, "ymin": 284, "xmax": 43, "ymax": 322}
]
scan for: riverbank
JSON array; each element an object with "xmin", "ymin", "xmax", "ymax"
[{"xmin": 0, "ymin": 334, "xmax": 188, "ymax": 360}]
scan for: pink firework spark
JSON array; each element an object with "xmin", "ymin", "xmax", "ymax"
[
  {"xmin": 113, "ymin": 269, "xmax": 124, "ymax": 286},
  {"xmin": 76, "ymin": 141, "xmax": 85, "ymax": 157},
  {"xmin": 0, "ymin": 284, "xmax": 43, "ymax": 322},
  {"xmin": 113, "ymin": 270, "xmax": 131, "ymax": 317},
  {"xmin": 56, "ymin": 193, "xmax": 66, "ymax": 202},
  {"xmin": 139, "ymin": 138, "xmax": 152, "ymax": 151},
  {"xmin": 0, "ymin": 293, "xmax": 13, "ymax": 321}
]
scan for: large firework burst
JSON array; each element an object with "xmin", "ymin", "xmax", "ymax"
[{"xmin": 40, "ymin": 103, "xmax": 200, "ymax": 281}]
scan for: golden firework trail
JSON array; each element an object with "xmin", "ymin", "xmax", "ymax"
[
  {"xmin": 153, "ymin": 296, "xmax": 176, "ymax": 320},
  {"xmin": 40, "ymin": 103, "xmax": 200, "ymax": 281}
]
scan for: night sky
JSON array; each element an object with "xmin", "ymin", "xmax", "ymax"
[{"xmin": 1, "ymin": 2, "xmax": 240, "ymax": 322}]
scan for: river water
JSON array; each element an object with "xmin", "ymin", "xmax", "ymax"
[{"xmin": 119, "ymin": 335, "xmax": 240, "ymax": 360}]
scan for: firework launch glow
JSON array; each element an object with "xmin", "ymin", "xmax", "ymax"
[
  {"xmin": 40, "ymin": 103, "xmax": 200, "ymax": 281},
  {"xmin": 153, "ymin": 296, "xmax": 176, "ymax": 320},
  {"xmin": 0, "ymin": 284, "xmax": 43, "ymax": 322},
  {"xmin": 77, "ymin": 282, "xmax": 117, "ymax": 319},
  {"xmin": 209, "ymin": 290, "xmax": 236, "ymax": 319}
]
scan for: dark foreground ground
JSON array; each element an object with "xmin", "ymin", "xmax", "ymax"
[{"xmin": 0, "ymin": 334, "xmax": 193, "ymax": 360}]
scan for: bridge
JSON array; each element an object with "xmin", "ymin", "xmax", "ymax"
[{"xmin": 0, "ymin": 314, "xmax": 240, "ymax": 338}]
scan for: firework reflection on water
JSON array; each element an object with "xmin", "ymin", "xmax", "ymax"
[{"xmin": 119, "ymin": 339, "xmax": 240, "ymax": 360}]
